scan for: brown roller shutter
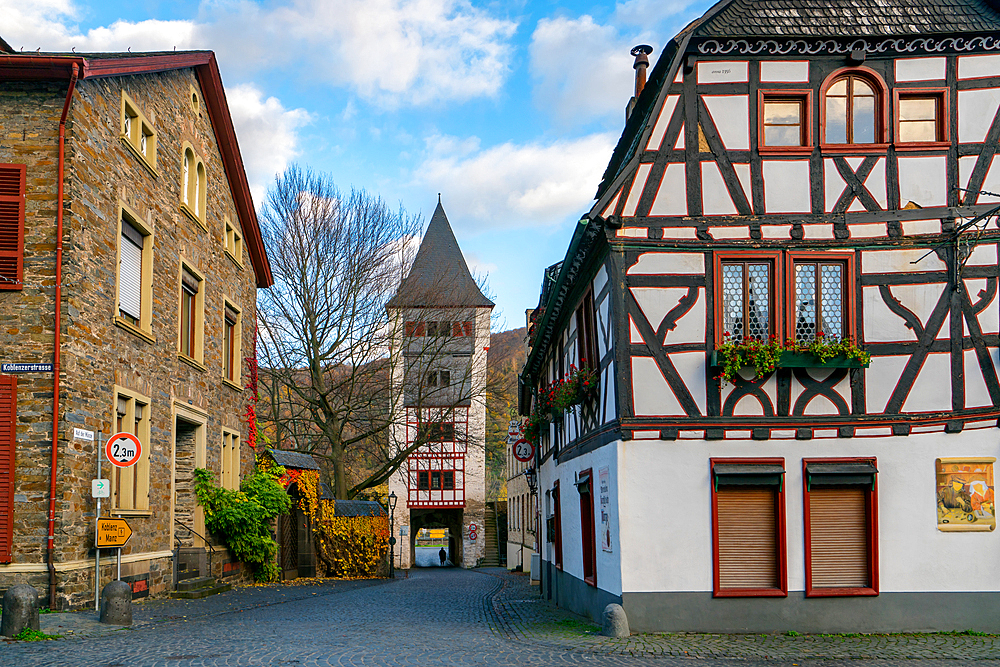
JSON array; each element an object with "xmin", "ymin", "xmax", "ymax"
[
  {"xmin": 717, "ymin": 488, "xmax": 778, "ymax": 589},
  {"xmin": 0, "ymin": 375, "xmax": 16, "ymax": 562},
  {"xmin": 0, "ymin": 164, "xmax": 26, "ymax": 290},
  {"xmin": 809, "ymin": 487, "xmax": 869, "ymax": 588}
]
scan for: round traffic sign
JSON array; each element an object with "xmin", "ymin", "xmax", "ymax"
[
  {"xmin": 512, "ymin": 439, "xmax": 534, "ymax": 463},
  {"xmin": 105, "ymin": 432, "xmax": 142, "ymax": 468}
]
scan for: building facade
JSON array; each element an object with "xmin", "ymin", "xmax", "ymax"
[
  {"xmin": 521, "ymin": 0, "xmax": 1000, "ymax": 633},
  {"xmin": 387, "ymin": 202, "xmax": 492, "ymax": 569},
  {"xmin": 505, "ymin": 427, "xmax": 536, "ymax": 572},
  {"xmin": 0, "ymin": 43, "xmax": 271, "ymax": 608}
]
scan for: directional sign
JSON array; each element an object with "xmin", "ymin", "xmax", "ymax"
[
  {"xmin": 73, "ymin": 428, "xmax": 95, "ymax": 442},
  {"xmin": 105, "ymin": 432, "xmax": 142, "ymax": 468},
  {"xmin": 96, "ymin": 518, "xmax": 132, "ymax": 548},
  {"xmin": 92, "ymin": 479, "xmax": 110, "ymax": 499},
  {"xmin": 512, "ymin": 438, "xmax": 534, "ymax": 463}
]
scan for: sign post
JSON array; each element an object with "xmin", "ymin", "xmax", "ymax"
[
  {"xmin": 512, "ymin": 439, "xmax": 534, "ymax": 463},
  {"xmin": 98, "ymin": 431, "xmax": 143, "ymax": 588}
]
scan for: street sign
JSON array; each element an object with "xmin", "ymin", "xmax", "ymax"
[
  {"xmin": 96, "ymin": 518, "xmax": 132, "ymax": 548},
  {"xmin": 105, "ymin": 432, "xmax": 142, "ymax": 468},
  {"xmin": 74, "ymin": 428, "xmax": 95, "ymax": 441},
  {"xmin": 1, "ymin": 363, "xmax": 53, "ymax": 373},
  {"xmin": 512, "ymin": 438, "xmax": 534, "ymax": 463},
  {"xmin": 92, "ymin": 479, "xmax": 110, "ymax": 498}
]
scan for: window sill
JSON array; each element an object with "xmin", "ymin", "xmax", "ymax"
[
  {"xmin": 178, "ymin": 353, "xmax": 207, "ymax": 372},
  {"xmin": 894, "ymin": 142, "xmax": 950, "ymax": 152},
  {"xmin": 806, "ymin": 586, "xmax": 878, "ymax": 597},
  {"xmin": 714, "ymin": 588, "xmax": 788, "ymax": 598},
  {"xmin": 584, "ymin": 575, "xmax": 597, "ymax": 587},
  {"xmin": 114, "ymin": 316, "xmax": 155, "ymax": 343},
  {"xmin": 224, "ymin": 248, "xmax": 244, "ymax": 270},
  {"xmin": 179, "ymin": 203, "xmax": 209, "ymax": 233},
  {"xmin": 222, "ymin": 377, "xmax": 243, "ymax": 392},
  {"xmin": 820, "ymin": 143, "xmax": 889, "ymax": 156},
  {"xmin": 710, "ymin": 350, "xmax": 869, "ymax": 369},
  {"xmin": 759, "ymin": 146, "xmax": 813, "ymax": 156},
  {"xmin": 111, "ymin": 509, "xmax": 152, "ymax": 517},
  {"xmin": 119, "ymin": 136, "xmax": 158, "ymax": 177}
]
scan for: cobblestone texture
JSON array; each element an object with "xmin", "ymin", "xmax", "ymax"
[{"xmin": 2, "ymin": 568, "xmax": 998, "ymax": 666}]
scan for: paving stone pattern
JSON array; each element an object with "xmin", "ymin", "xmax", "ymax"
[{"xmin": 2, "ymin": 568, "xmax": 999, "ymax": 666}]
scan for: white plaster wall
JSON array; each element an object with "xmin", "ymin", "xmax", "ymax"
[
  {"xmin": 895, "ymin": 57, "xmax": 946, "ymax": 82},
  {"xmin": 618, "ymin": 433, "xmax": 1000, "ymax": 594}
]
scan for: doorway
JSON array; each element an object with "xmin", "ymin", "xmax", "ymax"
[
  {"xmin": 409, "ymin": 508, "xmax": 464, "ymax": 567},
  {"xmin": 414, "ymin": 527, "xmax": 452, "ymax": 567}
]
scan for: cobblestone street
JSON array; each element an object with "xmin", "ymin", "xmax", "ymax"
[{"xmin": 2, "ymin": 568, "xmax": 999, "ymax": 666}]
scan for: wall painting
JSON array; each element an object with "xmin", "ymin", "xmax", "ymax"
[{"xmin": 936, "ymin": 457, "xmax": 995, "ymax": 532}]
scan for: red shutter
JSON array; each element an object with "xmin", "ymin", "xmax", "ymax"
[
  {"xmin": 463, "ymin": 321, "xmax": 473, "ymax": 337},
  {"xmin": 809, "ymin": 487, "xmax": 870, "ymax": 588},
  {"xmin": 0, "ymin": 164, "xmax": 26, "ymax": 290},
  {"xmin": 0, "ymin": 375, "xmax": 16, "ymax": 562}
]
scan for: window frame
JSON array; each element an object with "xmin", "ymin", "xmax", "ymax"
[
  {"xmin": 552, "ymin": 480, "xmax": 562, "ymax": 569},
  {"xmin": 893, "ymin": 87, "xmax": 950, "ymax": 149},
  {"xmin": 115, "ymin": 202, "xmax": 155, "ymax": 340},
  {"xmin": 111, "ymin": 385, "xmax": 152, "ymax": 513},
  {"xmin": 577, "ymin": 468, "xmax": 597, "ymax": 587},
  {"xmin": 221, "ymin": 428, "xmax": 241, "ymax": 490},
  {"xmin": 713, "ymin": 251, "xmax": 783, "ymax": 347},
  {"xmin": 758, "ymin": 90, "xmax": 813, "ymax": 154},
  {"xmin": 224, "ymin": 217, "xmax": 244, "ymax": 267},
  {"xmin": 120, "ymin": 90, "xmax": 157, "ymax": 174},
  {"xmin": 177, "ymin": 261, "xmax": 206, "ymax": 368},
  {"xmin": 180, "ymin": 143, "xmax": 207, "ymax": 231},
  {"xmin": 802, "ymin": 457, "xmax": 880, "ymax": 598},
  {"xmin": 0, "ymin": 163, "xmax": 25, "ymax": 291},
  {"xmin": 784, "ymin": 251, "xmax": 857, "ymax": 344},
  {"xmin": 575, "ymin": 288, "xmax": 600, "ymax": 371},
  {"xmin": 222, "ymin": 299, "xmax": 243, "ymax": 388},
  {"xmin": 819, "ymin": 67, "xmax": 890, "ymax": 152},
  {"xmin": 710, "ymin": 457, "xmax": 788, "ymax": 598}
]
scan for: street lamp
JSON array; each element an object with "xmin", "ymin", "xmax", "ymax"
[
  {"xmin": 524, "ymin": 467, "xmax": 537, "ymax": 494},
  {"xmin": 388, "ymin": 491, "xmax": 398, "ymax": 579}
]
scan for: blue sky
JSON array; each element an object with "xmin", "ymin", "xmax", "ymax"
[{"xmin": 2, "ymin": 0, "xmax": 713, "ymax": 330}]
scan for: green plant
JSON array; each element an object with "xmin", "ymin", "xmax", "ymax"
[
  {"xmin": 800, "ymin": 331, "xmax": 871, "ymax": 365},
  {"xmin": 715, "ymin": 332, "xmax": 870, "ymax": 385},
  {"xmin": 13, "ymin": 627, "xmax": 61, "ymax": 641},
  {"xmin": 194, "ymin": 458, "xmax": 292, "ymax": 582},
  {"xmin": 786, "ymin": 630, "xmax": 801, "ymax": 637}
]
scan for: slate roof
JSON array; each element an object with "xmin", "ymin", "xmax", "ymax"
[
  {"xmin": 387, "ymin": 201, "xmax": 494, "ymax": 309},
  {"xmin": 268, "ymin": 449, "xmax": 320, "ymax": 470},
  {"xmin": 333, "ymin": 500, "xmax": 388, "ymax": 517}
]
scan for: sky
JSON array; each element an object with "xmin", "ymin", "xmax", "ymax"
[{"xmin": 1, "ymin": 0, "xmax": 715, "ymax": 331}]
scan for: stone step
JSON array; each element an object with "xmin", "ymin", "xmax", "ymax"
[
  {"xmin": 176, "ymin": 576, "xmax": 217, "ymax": 592},
  {"xmin": 176, "ymin": 569, "xmax": 200, "ymax": 581},
  {"xmin": 170, "ymin": 582, "xmax": 232, "ymax": 599}
]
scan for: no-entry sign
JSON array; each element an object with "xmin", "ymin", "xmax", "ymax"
[{"xmin": 105, "ymin": 432, "xmax": 142, "ymax": 468}]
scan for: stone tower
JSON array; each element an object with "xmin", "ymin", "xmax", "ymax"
[{"xmin": 386, "ymin": 200, "xmax": 493, "ymax": 569}]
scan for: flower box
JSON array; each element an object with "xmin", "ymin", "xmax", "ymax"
[{"xmin": 710, "ymin": 350, "xmax": 870, "ymax": 370}]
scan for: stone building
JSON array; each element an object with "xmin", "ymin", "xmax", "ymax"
[
  {"xmin": 521, "ymin": 0, "xmax": 1000, "ymax": 633},
  {"xmin": 0, "ymin": 40, "xmax": 271, "ymax": 608},
  {"xmin": 386, "ymin": 201, "xmax": 492, "ymax": 568}
]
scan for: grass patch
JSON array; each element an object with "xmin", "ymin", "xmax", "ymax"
[{"xmin": 13, "ymin": 627, "xmax": 62, "ymax": 641}]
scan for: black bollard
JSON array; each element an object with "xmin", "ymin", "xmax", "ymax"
[
  {"xmin": 1, "ymin": 584, "xmax": 40, "ymax": 637},
  {"xmin": 99, "ymin": 580, "xmax": 132, "ymax": 626}
]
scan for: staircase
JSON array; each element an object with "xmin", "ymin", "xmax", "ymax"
[
  {"xmin": 170, "ymin": 573, "xmax": 232, "ymax": 599},
  {"xmin": 481, "ymin": 505, "xmax": 500, "ymax": 567}
]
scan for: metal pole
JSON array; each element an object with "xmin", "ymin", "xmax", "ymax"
[
  {"xmin": 95, "ymin": 431, "xmax": 102, "ymax": 612},
  {"xmin": 389, "ymin": 506, "xmax": 395, "ymax": 579},
  {"xmin": 117, "ymin": 547, "xmax": 121, "ymax": 581}
]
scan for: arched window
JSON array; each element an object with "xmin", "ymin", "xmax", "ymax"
[{"xmin": 824, "ymin": 72, "xmax": 882, "ymax": 145}]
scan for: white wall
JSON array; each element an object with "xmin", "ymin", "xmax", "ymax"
[{"xmin": 618, "ymin": 430, "xmax": 1000, "ymax": 594}]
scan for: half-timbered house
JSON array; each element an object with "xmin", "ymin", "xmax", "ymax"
[{"xmin": 521, "ymin": 0, "xmax": 1000, "ymax": 633}]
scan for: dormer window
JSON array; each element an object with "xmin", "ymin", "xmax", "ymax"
[{"xmin": 823, "ymin": 71, "xmax": 884, "ymax": 145}]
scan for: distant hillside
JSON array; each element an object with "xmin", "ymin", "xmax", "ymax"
[{"xmin": 485, "ymin": 327, "xmax": 527, "ymax": 500}]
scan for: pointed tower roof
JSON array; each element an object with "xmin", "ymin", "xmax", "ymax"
[{"xmin": 387, "ymin": 200, "xmax": 494, "ymax": 309}]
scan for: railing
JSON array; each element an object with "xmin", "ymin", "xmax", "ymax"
[{"xmin": 173, "ymin": 518, "xmax": 217, "ymax": 589}]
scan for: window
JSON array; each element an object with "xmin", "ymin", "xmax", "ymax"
[
  {"xmin": 112, "ymin": 388, "xmax": 151, "ymax": 512},
  {"xmin": 404, "ymin": 321, "xmax": 426, "ymax": 337},
  {"xmin": 0, "ymin": 375, "xmax": 16, "ymax": 563},
  {"xmin": 575, "ymin": 289, "xmax": 599, "ymax": 371},
  {"xmin": 223, "ymin": 301, "xmax": 242, "ymax": 386},
  {"xmin": 424, "ymin": 370, "xmax": 450, "ymax": 387},
  {"xmin": 552, "ymin": 481, "xmax": 562, "ymax": 568},
  {"xmin": 221, "ymin": 430, "xmax": 241, "ymax": 490},
  {"xmin": 224, "ymin": 217, "xmax": 243, "ymax": 265},
  {"xmin": 120, "ymin": 91, "xmax": 157, "ymax": 172},
  {"xmin": 416, "ymin": 470, "xmax": 455, "ymax": 491},
  {"xmin": 0, "ymin": 163, "xmax": 25, "ymax": 290},
  {"xmin": 177, "ymin": 264, "xmax": 205, "ymax": 365},
  {"xmin": 803, "ymin": 458, "xmax": 879, "ymax": 597},
  {"xmin": 180, "ymin": 144, "xmax": 207, "ymax": 228},
  {"xmin": 421, "ymin": 422, "xmax": 455, "ymax": 442},
  {"xmin": 791, "ymin": 261, "xmax": 845, "ymax": 342},
  {"xmin": 719, "ymin": 257, "xmax": 776, "ymax": 342},
  {"xmin": 576, "ymin": 469, "xmax": 596, "ymax": 586},
  {"xmin": 711, "ymin": 459, "xmax": 787, "ymax": 597},
  {"xmin": 117, "ymin": 204, "xmax": 153, "ymax": 337},
  {"xmin": 895, "ymin": 90, "xmax": 947, "ymax": 144},
  {"xmin": 760, "ymin": 92, "xmax": 811, "ymax": 148},
  {"xmin": 823, "ymin": 71, "xmax": 884, "ymax": 145}
]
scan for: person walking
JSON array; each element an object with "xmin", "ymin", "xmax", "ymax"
[{"xmin": 439, "ymin": 547, "xmax": 447, "ymax": 566}]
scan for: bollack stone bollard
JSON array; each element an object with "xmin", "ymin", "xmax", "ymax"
[
  {"xmin": 601, "ymin": 603, "xmax": 630, "ymax": 638},
  {"xmin": 1, "ymin": 584, "xmax": 40, "ymax": 637},
  {"xmin": 99, "ymin": 580, "xmax": 133, "ymax": 626}
]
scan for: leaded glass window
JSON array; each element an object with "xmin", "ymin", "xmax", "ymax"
[
  {"xmin": 722, "ymin": 261, "xmax": 772, "ymax": 341},
  {"xmin": 793, "ymin": 262, "xmax": 845, "ymax": 341}
]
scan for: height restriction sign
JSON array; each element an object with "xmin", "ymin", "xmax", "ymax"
[{"xmin": 105, "ymin": 432, "xmax": 142, "ymax": 468}]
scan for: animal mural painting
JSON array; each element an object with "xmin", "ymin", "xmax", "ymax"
[{"xmin": 936, "ymin": 458, "xmax": 996, "ymax": 532}]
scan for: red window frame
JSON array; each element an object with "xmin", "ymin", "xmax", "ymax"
[
  {"xmin": 758, "ymin": 90, "xmax": 813, "ymax": 155},
  {"xmin": 575, "ymin": 288, "xmax": 599, "ymax": 370},
  {"xmin": 893, "ymin": 87, "xmax": 950, "ymax": 150},
  {"xmin": 802, "ymin": 457, "xmax": 880, "ymax": 597},
  {"xmin": 553, "ymin": 480, "xmax": 562, "ymax": 569},
  {"xmin": 0, "ymin": 164, "xmax": 26, "ymax": 291},
  {"xmin": 0, "ymin": 375, "xmax": 16, "ymax": 562},
  {"xmin": 404, "ymin": 321, "xmax": 426, "ymax": 337},
  {"xmin": 819, "ymin": 67, "xmax": 890, "ymax": 153},
  {"xmin": 710, "ymin": 457, "xmax": 787, "ymax": 598},
  {"xmin": 784, "ymin": 251, "xmax": 857, "ymax": 343},
  {"xmin": 713, "ymin": 251, "xmax": 783, "ymax": 347},
  {"xmin": 578, "ymin": 468, "xmax": 597, "ymax": 586}
]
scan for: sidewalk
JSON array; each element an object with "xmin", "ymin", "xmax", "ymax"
[{"xmin": 480, "ymin": 568, "xmax": 1000, "ymax": 661}]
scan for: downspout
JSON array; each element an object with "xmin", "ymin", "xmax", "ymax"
[{"xmin": 48, "ymin": 62, "xmax": 78, "ymax": 610}]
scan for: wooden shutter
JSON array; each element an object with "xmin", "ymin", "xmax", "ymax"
[
  {"xmin": 717, "ymin": 488, "xmax": 778, "ymax": 589},
  {"xmin": 0, "ymin": 376, "xmax": 16, "ymax": 562},
  {"xmin": 809, "ymin": 487, "xmax": 869, "ymax": 588},
  {"xmin": 119, "ymin": 220, "xmax": 143, "ymax": 320},
  {"xmin": 0, "ymin": 164, "xmax": 26, "ymax": 290}
]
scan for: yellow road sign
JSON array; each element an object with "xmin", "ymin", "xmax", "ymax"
[{"xmin": 96, "ymin": 518, "xmax": 133, "ymax": 548}]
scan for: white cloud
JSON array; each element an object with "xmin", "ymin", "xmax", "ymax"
[
  {"xmin": 415, "ymin": 132, "xmax": 617, "ymax": 230},
  {"xmin": 225, "ymin": 84, "xmax": 312, "ymax": 203}
]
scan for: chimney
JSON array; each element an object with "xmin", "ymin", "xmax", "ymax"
[{"xmin": 626, "ymin": 45, "xmax": 654, "ymax": 122}]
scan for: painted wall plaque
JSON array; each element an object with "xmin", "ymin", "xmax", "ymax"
[{"xmin": 936, "ymin": 457, "xmax": 995, "ymax": 532}]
